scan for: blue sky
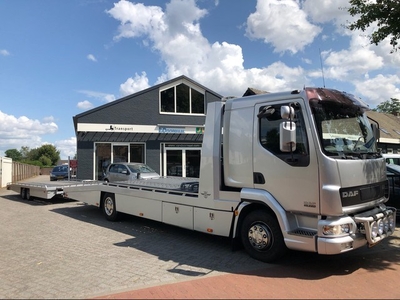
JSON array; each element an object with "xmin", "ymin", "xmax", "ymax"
[{"xmin": 1, "ymin": 0, "xmax": 399, "ymax": 159}]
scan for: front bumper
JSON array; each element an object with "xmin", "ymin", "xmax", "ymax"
[{"xmin": 317, "ymin": 205, "xmax": 397, "ymax": 255}]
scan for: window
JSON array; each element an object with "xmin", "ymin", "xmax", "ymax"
[
  {"xmin": 160, "ymin": 83, "xmax": 205, "ymax": 114},
  {"xmin": 259, "ymin": 103, "xmax": 309, "ymax": 166}
]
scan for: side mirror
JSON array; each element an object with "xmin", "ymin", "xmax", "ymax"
[
  {"xmin": 371, "ymin": 123, "xmax": 380, "ymax": 141},
  {"xmin": 279, "ymin": 106, "xmax": 296, "ymax": 152}
]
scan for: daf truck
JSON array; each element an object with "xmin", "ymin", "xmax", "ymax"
[{"xmin": 60, "ymin": 87, "xmax": 396, "ymax": 262}]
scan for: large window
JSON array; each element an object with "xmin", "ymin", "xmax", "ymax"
[
  {"xmin": 259, "ymin": 103, "xmax": 309, "ymax": 166},
  {"xmin": 94, "ymin": 143, "xmax": 145, "ymax": 180},
  {"xmin": 160, "ymin": 83, "xmax": 205, "ymax": 114}
]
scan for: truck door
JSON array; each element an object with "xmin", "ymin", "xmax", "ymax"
[{"xmin": 253, "ymin": 99, "xmax": 320, "ymax": 214}]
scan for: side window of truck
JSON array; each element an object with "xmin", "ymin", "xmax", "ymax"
[{"xmin": 259, "ymin": 103, "xmax": 310, "ymax": 166}]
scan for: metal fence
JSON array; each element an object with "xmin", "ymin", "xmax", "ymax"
[{"xmin": 12, "ymin": 162, "xmax": 41, "ymax": 183}]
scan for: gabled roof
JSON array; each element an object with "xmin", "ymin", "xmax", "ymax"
[
  {"xmin": 73, "ymin": 75, "xmax": 223, "ymax": 130},
  {"xmin": 366, "ymin": 110, "xmax": 400, "ymax": 143},
  {"xmin": 242, "ymin": 87, "xmax": 269, "ymax": 97}
]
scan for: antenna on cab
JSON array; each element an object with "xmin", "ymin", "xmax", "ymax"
[{"xmin": 319, "ymin": 48, "xmax": 326, "ymax": 88}]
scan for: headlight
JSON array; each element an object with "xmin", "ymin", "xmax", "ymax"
[{"xmin": 322, "ymin": 223, "xmax": 352, "ymax": 235}]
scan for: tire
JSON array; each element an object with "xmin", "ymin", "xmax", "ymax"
[
  {"xmin": 25, "ymin": 188, "xmax": 31, "ymax": 201},
  {"xmin": 240, "ymin": 210, "xmax": 287, "ymax": 263},
  {"xmin": 102, "ymin": 193, "xmax": 118, "ymax": 221},
  {"xmin": 20, "ymin": 188, "xmax": 26, "ymax": 199}
]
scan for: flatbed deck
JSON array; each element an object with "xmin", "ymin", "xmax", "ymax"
[{"xmin": 7, "ymin": 177, "xmax": 199, "ymax": 200}]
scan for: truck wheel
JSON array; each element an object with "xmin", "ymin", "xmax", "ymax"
[
  {"xmin": 25, "ymin": 188, "xmax": 31, "ymax": 201},
  {"xmin": 20, "ymin": 188, "xmax": 26, "ymax": 199},
  {"xmin": 241, "ymin": 210, "xmax": 287, "ymax": 263},
  {"xmin": 102, "ymin": 193, "xmax": 118, "ymax": 221}
]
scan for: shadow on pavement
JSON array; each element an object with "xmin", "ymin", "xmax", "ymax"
[
  {"xmin": 2, "ymin": 193, "xmax": 77, "ymax": 206},
  {"xmin": 50, "ymin": 203, "xmax": 400, "ymax": 281}
]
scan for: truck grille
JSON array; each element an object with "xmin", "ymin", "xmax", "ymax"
[{"xmin": 340, "ymin": 181, "xmax": 388, "ymax": 207}]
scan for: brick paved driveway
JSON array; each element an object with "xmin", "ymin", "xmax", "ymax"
[{"xmin": 0, "ymin": 176, "xmax": 399, "ymax": 299}]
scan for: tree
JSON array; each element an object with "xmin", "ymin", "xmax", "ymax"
[
  {"xmin": 346, "ymin": 0, "xmax": 400, "ymax": 52},
  {"xmin": 5, "ymin": 144, "xmax": 61, "ymax": 167},
  {"xmin": 35, "ymin": 144, "xmax": 60, "ymax": 166},
  {"xmin": 5, "ymin": 149, "xmax": 22, "ymax": 161},
  {"xmin": 373, "ymin": 98, "xmax": 400, "ymax": 114},
  {"xmin": 19, "ymin": 146, "xmax": 30, "ymax": 160}
]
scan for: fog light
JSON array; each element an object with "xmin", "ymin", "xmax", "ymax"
[
  {"xmin": 388, "ymin": 214, "xmax": 395, "ymax": 231},
  {"xmin": 341, "ymin": 242, "xmax": 352, "ymax": 250},
  {"xmin": 377, "ymin": 219, "xmax": 384, "ymax": 236},
  {"xmin": 383, "ymin": 217, "xmax": 389, "ymax": 233}
]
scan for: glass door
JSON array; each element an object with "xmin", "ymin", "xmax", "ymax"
[{"xmin": 95, "ymin": 143, "xmax": 111, "ymax": 180}]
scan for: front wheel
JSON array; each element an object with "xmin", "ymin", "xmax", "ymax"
[
  {"xmin": 241, "ymin": 210, "xmax": 287, "ymax": 263},
  {"xmin": 102, "ymin": 193, "xmax": 118, "ymax": 221}
]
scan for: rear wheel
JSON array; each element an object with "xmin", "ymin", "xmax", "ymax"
[
  {"xmin": 241, "ymin": 210, "xmax": 287, "ymax": 263},
  {"xmin": 20, "ymin": 188, "xmax": 25, "ymax": 199},
  {"xmin": 102, "ymin": 193, "xmax": 118, "ymax": 221},
  {"xmin": 25, "ymin": 188, "xmax": 31, "ymax": 201}
]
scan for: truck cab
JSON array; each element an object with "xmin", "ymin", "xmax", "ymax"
[{"xmin": 221, "ymin": 88, "xmax": 396, "ymax": 262}]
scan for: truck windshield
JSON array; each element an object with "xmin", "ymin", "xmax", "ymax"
[{"xmin": 307, "ymin": 88, "xmax": 378, "ymax": 158}]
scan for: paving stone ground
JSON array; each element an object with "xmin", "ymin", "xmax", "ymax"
[{"xmin": 1, "ymin": 176, "xmax": 399, "ymax": 299}]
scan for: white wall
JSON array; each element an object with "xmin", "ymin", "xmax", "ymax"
[{"xmin": 0, "ymin": 157, "xmax": 12, "ymax": 188}]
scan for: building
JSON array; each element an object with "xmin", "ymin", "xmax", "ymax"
[
  {"xmin": 366, "ymin": 111, "xmax": 400, "ymax": 153},
  {"xmin": 73, "ymin": 75, "xmax": 222, "ymax": 180}
]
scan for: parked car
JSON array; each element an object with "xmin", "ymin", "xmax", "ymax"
[
  {"xmin": 104, "ymin": 162, "xmax": 160, "ymax": 182},
  {"xmin": 386, "ymin": 164, "xmax": 400, "ymax": 209},
  {"xmin": 383, "ymin": 153, "xmax": 400, "ymax": 166},
  {"xmin": 50, "ymin": 165, "xmax": 69, "ymax": 181}
]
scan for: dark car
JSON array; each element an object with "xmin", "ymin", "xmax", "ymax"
[
  {"xmin": 104, "ymin": 162, "xmax": 160, "ymax": 182},
  {"xmin": 50, "ymin": 165, "xmax": 69, "ymax": 181},
  {"xmin": 386, "ymin": 164, "xmax": 400, "ymax": 209}
]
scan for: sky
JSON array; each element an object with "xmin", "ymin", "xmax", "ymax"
[{"xmin": 1, "ymin": 0, "xmax": 400, "ymax": 159}]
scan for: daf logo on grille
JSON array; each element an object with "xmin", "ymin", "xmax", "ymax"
[{"xmin": 342, "ymin": 190, "xmax": 359, "ymax": 198}]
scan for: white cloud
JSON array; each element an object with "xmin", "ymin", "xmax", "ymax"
[
  {"xmin": 0, "ymin": 111, "xmax": 58, "ymax": 155},
  {"xmin": 77, "ymin": 90, "xmax": 116, "ymax": 103},
  {"xmin": 107, "ymin": 0, "xmax": 311, "ymax": 97},
  {"xmin": 42, "ymin": 116, "xmax": 55, "ymax": 123},
  {"xmin": 245, "ymin": 0, "xmax": 322, "ymax": 54},
  {"xmin": 106, "ymin": 0, "xmax": 400, "ymax": 104},
  {"xmin": 77, "ymin": 100, "xmax": 94, "ymax": 110},
  {"xmin": 120, "ymin": 72, "xmax": 150, "ymax": 96},
  {"xmin": 0, "ymin": 49, "xmax": 10, "ymax": 56},
  {"xmin": 303, "ymin": 0, "xmax": 351, "ymax": 26},
  {"xmin": 353, "ymin": 74, "xmax": 400, "ymax": 108},
  {"xmin": 87, "ymin": 54, "xmax": 97, "ymax": 62},
  {"xmin": 54, "ymin": 137, "xmax": 77, "ymax": 159}
]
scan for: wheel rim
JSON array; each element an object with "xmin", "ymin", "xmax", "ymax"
[
  {"xmin": 247, "ymin": 222, "xmax": 273, "ymax": 251},
  {"xmin": 104, "ymin": 197, "xmax": 114, "ymax": 216}
]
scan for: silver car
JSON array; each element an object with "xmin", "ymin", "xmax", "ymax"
[{"xmin": 104, "ymin": 162, "xmax": 160, "ymax": 182}]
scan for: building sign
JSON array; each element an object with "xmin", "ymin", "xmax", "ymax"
[
  {"xmin": 105, "ymin": 125, "xmax": 134, "ymax": 131},
  {"xmin": 77, "ymin": 123, "xmax": 204, "ymax": 134},
  {"xmin": 159, "ymin": 127, "xmax": 185, "ymax": 134}
]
